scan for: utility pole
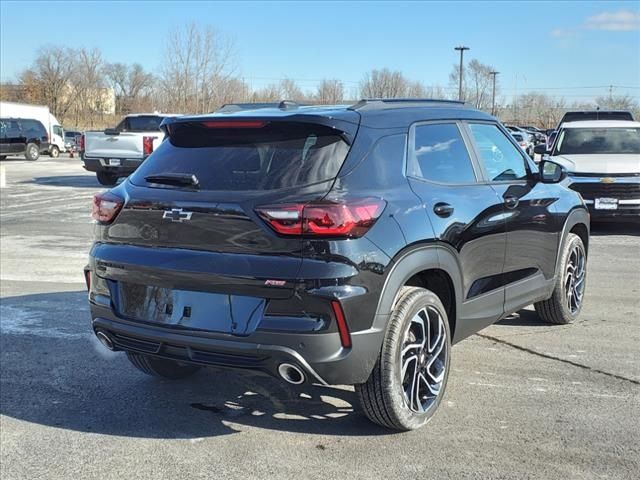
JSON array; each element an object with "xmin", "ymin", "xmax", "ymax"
[
  {"xmin": 454, "ymin": 46, "xmax": 470, "ymax": 101},
  {"xmin": 490, "ymin": 71, "xmax": 500, "ymax": 116}
]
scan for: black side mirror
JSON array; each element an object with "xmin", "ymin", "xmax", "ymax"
[
  {"xmin": 534, "ymin": 144, "xmax": 548, "ymax": 155},
  {"xmin": 539, "ymin": 159, "xmax": 568, "ymax": 184},
  {"xmin": 104, "ymin": 128, "xmax": 120, "ymax": 136}
]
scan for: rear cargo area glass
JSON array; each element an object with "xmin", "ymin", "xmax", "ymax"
[{"xmin": 130, "ymin": 122, "xmax": 350, "ymax": 191}]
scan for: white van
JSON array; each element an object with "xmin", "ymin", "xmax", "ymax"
[{"xmin": 0, "ymin": 102, "xmax": 66, "ymax": 157}]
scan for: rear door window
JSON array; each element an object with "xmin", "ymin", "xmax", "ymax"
[
  {"xmin": 409, "ymin": 123, "xmax": 477, "ymax": 183},
  {"xmin": 130, "ymin": 121, "xmax": 350, "ymax": 191}
]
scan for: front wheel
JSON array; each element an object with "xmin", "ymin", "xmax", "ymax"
[
  {"xmin": 25, "ymin": 143, "xmax": 40, "ymax": 161},
  {"xmin": 126, "ymin": 352, "xmax": 201, "ymax": 379},
  {"xmin": 96, "ymin": 171, "xmax": 118, "ymax": 186},
  {"xmin": 356, "ymin": 287, "xmax": 451, "ymax": 431},
  {"xmin": 49, "ymin": 146, "xmax": 60, "ymax": 158},
  {"xmin": 535, "ymin": 233, "xmax": 587, "ymax": 324}
]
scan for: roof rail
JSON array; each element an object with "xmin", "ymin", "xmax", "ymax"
[
  {"xmin": 349, "ymin": 98, "xmax": 465, "ymax": 110},
  {"xmin": 216, "ymin": 100, "xmax": 305, "ymax": 113}
]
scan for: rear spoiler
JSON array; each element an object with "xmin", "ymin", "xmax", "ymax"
[{"xmin": 160, "ymin": 113, "xmax": 360, "ymax": 146}]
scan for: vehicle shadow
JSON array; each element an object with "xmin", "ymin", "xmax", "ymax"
[
  {"xmin": 590, "ymin": 222, "xmax": 640, "ymax": 237},
  {"xmin": 496, "ymin": 309, "xmax": 551, "ymax": 327},
  {"xmin": 25, "ymin": 175, "xmax": 106, "ymax": 188},
  {"xmin": 0, "ymin": 290, "xmax": 392, "ymax": 439}
]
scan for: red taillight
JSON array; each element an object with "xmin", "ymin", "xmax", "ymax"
[
  {"xmin": 91, "ymin": 191, "xmax": 124, "ymax": 224},
  {"xmin": 143, "ymin": 136, "xmax": 156, "ymax": 156},
  {"xmin": 331, "ymin": 300, "xmax": 352, "ymax": 348},
  {"xmin": 256, "ymin": 199, "xmax": 386, "ymax": 238},
  {"xmin": 201, "ymin": 121, "xmax": 266, "ymax": 128},
  {"xmin": 79, "ymin": 134, "xmax": 85, "ymax": 151}
]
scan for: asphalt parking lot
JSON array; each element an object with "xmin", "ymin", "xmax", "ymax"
[{"xmin": 1, "ymin": 155, "xmax": 639, "ymax": 480}]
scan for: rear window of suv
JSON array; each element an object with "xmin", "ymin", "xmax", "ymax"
[{"xmin": 130, "ymin": 121, "xmax": 350, "ymax": 191}]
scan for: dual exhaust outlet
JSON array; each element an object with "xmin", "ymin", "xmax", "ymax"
[{"xmin": 94, "ymin": 329, "xmax": 307, "ymax": 385}]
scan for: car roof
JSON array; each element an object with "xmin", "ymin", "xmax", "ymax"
[
  {"xmin": 561, "ymin": 120, "xmax": 640, "ymax": 129},
  {"xmin": 174, "ymin": 99, "xmax": 495, "ymax": 129}
]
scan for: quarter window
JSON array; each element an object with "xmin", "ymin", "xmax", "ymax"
[
  {"xmin": 410, "ymin": 123, "xmax": 476, "ymax": 183},
  {"xmin": 468, "ymin": 123, "xmax": 528, "ymax": 182}
]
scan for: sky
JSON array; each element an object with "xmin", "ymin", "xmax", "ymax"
[{"xmin": 1, "ymin": 0, "xmax": 639, "ymax": 102}]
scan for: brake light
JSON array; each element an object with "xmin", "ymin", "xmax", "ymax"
[
  {"xmin": 79, "ymin": 134, "xmax": 85, "ymax": 151},
  {"xmin": 201, "ymin": 121, "xmax": 266, "ymax": 128},
  {"xmin": 91, "ymin": 191, "xmax": 124, "ymax": 224},
  {"xmin": 331, "ymin": 300, "xmax": 352, "ymax": 348},
  {"xmin": 143, "ymin": 136, "xmax": 156, "ymax": 156},
  {"xmin": 256, "ymin": 199, "xmax": 385, "ymax": 238}
]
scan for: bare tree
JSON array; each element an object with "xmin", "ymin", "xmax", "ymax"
[
  {"xmin": 158, "ymin": 23, "xmax": 236, "ymax": 113},
  {"xmin": 70, "ymin": 48, "xmax": 106, "ymax": 127},
  {"xmin": 279, "ymin": 78, "xmax": 305, "ymax": 101},
  {"xmin": 20, "ymin": 46, "xmax": 75, "ymax": 121},
  {"xmin": 360, "ymin": 69, "xmax": 410, "ymax": 98},
  {"xmin": 449, "ymin": 58, "xmax": 497, "ymax": 110},
  {"xmin": 251, "ymin": 83, "xmax": 282, "ymax": 102},
  {"xmin": 499, "ymin": 93, "xmax": 568, "ymax": 128},
  {"xmin": 104, "ymin": 63, "xmax": 154, "ymax": 114},
  {"xmin": 595, "ymin": 94, "xmax": 639, "ymax": 112},
  {"xmin": 315, "ymin": 79, "xmax": 344, "ymax": 104}
]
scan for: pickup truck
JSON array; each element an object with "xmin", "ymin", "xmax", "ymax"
[{"xmin": 81, "ymin": 113, "xmax": 180, "ymax": 185}]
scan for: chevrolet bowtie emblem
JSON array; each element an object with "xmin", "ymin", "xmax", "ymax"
[
  {"xmin": 162, "ymin": 208, "xmax": 193, "ymax": 223},
  {"xmin": 600, "ymin": 177, "xmax": 615, "ymax": 184}
]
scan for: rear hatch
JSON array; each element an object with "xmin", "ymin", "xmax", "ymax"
[
  {"xmin": 94, "ymin": 114, "xmax": 359, "ymax": 332},
  {"xmin": 84, "ymin": 115, "xmax": 166, "ymax": 159},
  {"xmin": 84, "ymin": 131, "xmax": 148, "ymax": 159}
]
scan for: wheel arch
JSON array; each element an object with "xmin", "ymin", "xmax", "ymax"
[
  {"xmin": 373, "ymin": 244, "xmax": 463, "ymax": 343},
  {"xmin": 555, "ymin": 207, "xmax": 590, "ymax": 276}
]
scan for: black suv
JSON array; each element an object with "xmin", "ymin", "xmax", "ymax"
[
  {"xmin": 86, "ymin": 100, "xmax": 589, "ymax": 430},
  {"xmin": 0, "ymin": 118, "xmax": 50, "ymax": 161}
]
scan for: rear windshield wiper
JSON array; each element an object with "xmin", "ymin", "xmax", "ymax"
[{"xmin": 144, "ymin": 173, "xmax": 200, "ymax": 188}]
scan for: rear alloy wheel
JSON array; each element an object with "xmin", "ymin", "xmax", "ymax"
[
  {"xmin": 356, "ymin": 287, "xmax": 451, "ymax": 431},
  {"xmin": 126, "ymin": 352, "xmax": 201, "ymax": 379},
  {"xmin": 25, "ymin": 143, "xmax": 40, "ymax": 161},
  {"xmin": 49, "ymin": 145, "xmax": 60, "ymax": 158},
  {"xmin": 535, "ymin": 233, "xmax": 587, "ymax": 324},
  {"xmin": 96, "ymin": 171, "xmax": 118, "ymax": 186}
]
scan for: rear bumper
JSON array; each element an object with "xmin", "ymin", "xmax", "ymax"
[
  {"xmin": 86, "ymin": 242, "xmax": 390, "ymax": 385},
  {"xmin": 90, "ymin": 303, "xmax": 385, "ymax": 386},
  {"xmin": 82, "ymin": 156, "xmax": 145, "ymax": 175}
]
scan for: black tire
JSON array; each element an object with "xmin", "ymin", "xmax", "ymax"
[
  {"xmin": 535, "ymin": 233, "xmax": 587, "ymax": 324},
  {"xmin": 24, "ymin": 143, "xmax": 40, "ymax": 161},
  {"xmin": 96, "ymin": 171, "xmax": 118, "ymax": 186},
  {"xmin": 49, "ymin": 145, "xmax": 60, "ymax": 158},
  {"xmin": 356, "ymin": 286, "xmax": 451, "ymax": 431},
  {"xmin": 126, "ymin": 352, "xmax": 201, "ymax": 379},
  {"xmin": 0, "ymin": 155, "xmax": 6, "ymax": 160}
]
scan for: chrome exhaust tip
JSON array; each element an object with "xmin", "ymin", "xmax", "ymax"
[
  {"xmin": 278, "ymin": 363, "xmax": 305, "ymax": 385},
  {"xmin": 95, "ymin": 330, "xmax": 115, "ymax": 351}
]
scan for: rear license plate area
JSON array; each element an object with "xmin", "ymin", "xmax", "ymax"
[{"xmin": 116, "ymin": 282, "xmax": 265, "ymax": 335}]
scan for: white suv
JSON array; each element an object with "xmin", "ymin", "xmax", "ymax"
[{"xmin": 543, "ymin": 120, "xmax": 640, "ymax": 221}]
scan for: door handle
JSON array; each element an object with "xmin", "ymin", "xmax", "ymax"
[
  {"xmin": 433, "ymin": 202, "xmax": 454, "ymax": 217},
  {"xmin": 504, "ymin": 195, "xmax": 519, "ymax": 209}
]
